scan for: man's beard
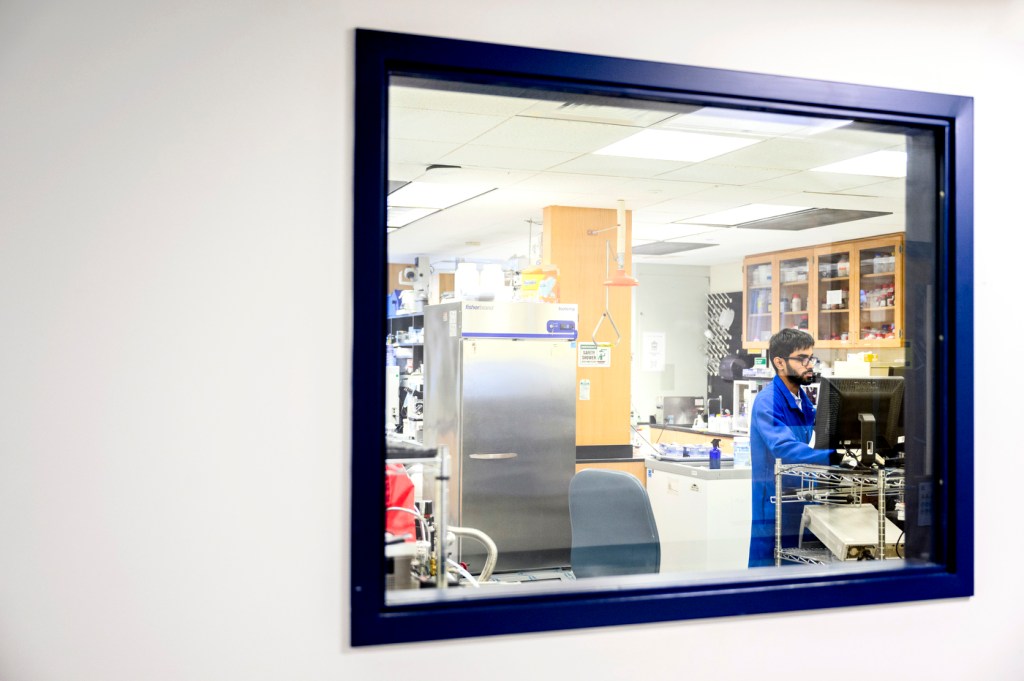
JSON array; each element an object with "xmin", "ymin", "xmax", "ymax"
[{"xmin": 789, "ymin": 368, "xmax": 816, "ymax": 386}]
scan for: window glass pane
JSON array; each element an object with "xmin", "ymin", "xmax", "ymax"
[{"xmin": 382, "ymin": 76, "xmax": 938, "ymax": 604}]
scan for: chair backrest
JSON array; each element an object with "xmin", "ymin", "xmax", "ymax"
[{"xmin": 569, "ymin": 468, "xmax": 660, "ymax": 578}]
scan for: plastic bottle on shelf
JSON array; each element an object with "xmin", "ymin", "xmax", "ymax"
[
  {"xmin": 733, "ymin": 437, "xmax": 751, "ymax": 467},
  {"xmin": 709, "ymin": 439, "xmax": 722, "ymax": 470},
  {"xmin": 791, "ymin": 294, "xmax": 802, "ymax": 313},
  {"xmin": 837, "ymin": 256, "xmax": 850, "ymax": 277}
]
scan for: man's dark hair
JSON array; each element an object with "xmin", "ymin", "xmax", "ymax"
[{"xmin": 769, "ymin": 328, "xmax": 815, "ymax": 371}]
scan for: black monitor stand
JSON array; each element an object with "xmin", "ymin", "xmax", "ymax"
[{"xmin": 858, "ymin": 413, "xmax": 876, "ymax": 467}]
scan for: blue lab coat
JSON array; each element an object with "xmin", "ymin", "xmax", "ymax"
[{"xmin": 748, "ymin": 375, "xmax": 833, "ymax": 567}]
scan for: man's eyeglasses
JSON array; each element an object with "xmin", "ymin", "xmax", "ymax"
[{"xmin": 784, "ymin": 355, "xmax": 820, "ymax": 367}]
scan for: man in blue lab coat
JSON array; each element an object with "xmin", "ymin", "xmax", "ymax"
[{"xmin": 748, "ymin": 329, "xmax": 835, "ymax": 567}]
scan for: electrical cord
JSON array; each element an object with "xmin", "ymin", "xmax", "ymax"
[{"xmin": 631, "ymin": 422, "xmax": 663, "ymax": 450}]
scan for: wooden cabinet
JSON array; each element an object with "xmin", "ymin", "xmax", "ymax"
[
  {"xmin": 742, "ymin": 254, "xmax": 776, "ymax": 350},
  {"xmin": 776, "ymin": 249, "xmax": 814, "ymax": 339},
  {"xmin": 742, "ymin": 234, "xmax": 903, "ymax": 350},
  {"xmin": 813, "ymin": 242, "xmax": 855, "ymax": 349},
  {"xmin": 853, "ymin": 236, "xmax": 903, "ymax": 348},
  {"xmin": 575, "ymin": 460, "xmax": 648, "ymax": 488}
]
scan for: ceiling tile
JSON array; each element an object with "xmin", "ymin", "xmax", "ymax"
[
  {"xmin": 520, "ymin": 100, "xmax": 676, "ymax": 127},
  {"xmin": 632, "ymin": 223, "xmax": 724, "ymax": 241},
  {"xmin": 657, "ymin": 163, "xmax": 796, "ymax": 185},
  {"xmin": 390, "ymin": 85, "xmax": 540, "ymax": 116},
  {"xmin": 390, "ymin": 107, "xmax": 508, "ymax": 144},
  {"xmin": 790, "ymin": 191, "xmax": 901, "ymax": 212},
  {"xmin": 673, "ymin": 184, "xmax": 803, "ymax": 214},
  {"xmin": 469, "ymin": 117, "xmax": 638, "ymax": 153},
  {"xmin": 514, "ymin": 171, "xmax": 626, "ymax": 195},
  {"xmin": 439, "ymin": 144, "xmax": 580, "ymax": 171},
  {"xmin": 386, "ymin": 81, "xmax": 910, "ymax": 266},
  {"xmin": 548, "ymin": 154, "xmax": 689, "ymax": 178},
  {"xmin": 415, "ymin": 166, "xmax": 535, "ymax": 188},
  {"xmin": 751, "ymin": 170, "xmax": 901, "ymax": 193},
  {"xmin": 632, "ymin": 241, "xmax": 715, "ymax": 255},
  {"xmin": 709, "ymin": 136, "xmax": 891, "ymax": 171},
  {"xmin": 389, "ymin": 139, "xmax": 461, "ymax": 166},
  {"xmin": 839, "ymin": 178, "xmax": 906, "ymax": 198}
]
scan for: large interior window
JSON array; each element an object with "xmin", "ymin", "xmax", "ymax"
[{"xmin": 352, "ymin": 29, "xmax": 973, "ymax": 646}]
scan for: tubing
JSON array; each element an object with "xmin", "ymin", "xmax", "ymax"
[{"xmin": 448, "ymin": 525, "xmax": 498, "ymax": 582}]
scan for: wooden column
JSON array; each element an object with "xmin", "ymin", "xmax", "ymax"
[{"xmin": 543, "ymin": 206, "xmax": 633, "ymax": 450}]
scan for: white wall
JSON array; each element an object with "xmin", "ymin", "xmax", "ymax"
[
  {"xmin": 1, "ymin": 1, "xmax": 1021, "ymax": 679},
  {"xmin": 632, "ymin": 264, "xmax": 709, "ymax": 421},
  {"xmin": 710, "ymin": 261, "xmax": 743, "ymax": 294}
]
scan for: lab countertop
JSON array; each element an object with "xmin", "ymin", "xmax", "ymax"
[
  {"xmin": 649, "ymin": 424, "xmax": 741, "ymax": 439},
  {"xmin": 645, "ymin": 457, "xmax": 752, "ymax": 481},
  {"xmin": 576, "ymin": 457, "xmax": 639, "ymax": 464}
]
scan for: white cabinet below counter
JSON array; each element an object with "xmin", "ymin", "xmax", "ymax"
[{"xmin": 645, "ymin": 459, "xmax": 751, "ymax": 573}]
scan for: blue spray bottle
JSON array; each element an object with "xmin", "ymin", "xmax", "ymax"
[{"xmin": 709, "ymin": 438, "xmax": 722, "ymax": 470}]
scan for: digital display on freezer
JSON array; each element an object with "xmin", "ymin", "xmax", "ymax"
[{"xmin": 546, "ymin": 319, "xmax": 576, "ymax": 335}]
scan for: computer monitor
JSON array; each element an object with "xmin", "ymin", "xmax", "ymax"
[{"xmin": 814, "ymin": 376, "xmax": 904, "ymax": 466}]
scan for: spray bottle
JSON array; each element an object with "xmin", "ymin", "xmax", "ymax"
[{"xmin": 709, "ymin": 438, "xmax": 722, "ymax": 470}]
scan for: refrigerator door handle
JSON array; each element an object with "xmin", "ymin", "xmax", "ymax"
[{"xmin": 468, "ymin": 452, "xmax": 519, "ymax": 460}]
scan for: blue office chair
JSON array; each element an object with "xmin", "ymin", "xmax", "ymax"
[{"xmin": 569, "ymin": 468, "xmax": 660, "ymax": 578}]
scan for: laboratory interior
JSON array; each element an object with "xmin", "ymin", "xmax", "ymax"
[{"xmin": 383, "ymin": 76, "xmax": 924, "ymax": 597}]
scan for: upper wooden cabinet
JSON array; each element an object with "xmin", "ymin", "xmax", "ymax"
[
  {"xmin": 851, "ymin": 236, "xmax": 903, "ymax": 348},
  {"xmin": 742, "ymin": 254, "xmax": 775, "ymax": 350},
  {"xmin": 742, "ymin": 234, "xmax": 903, "ymax": 350}
]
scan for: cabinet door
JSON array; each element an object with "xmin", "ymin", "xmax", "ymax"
[
  {"xmin": 776, "ymin": 250, "xmax": 814, "ymax": 339},
  {"xmin": 813, "ymin": 246, "xmax": 855, "ymax": 348},
  {"xmin": 854, "ymin": 237, "xmax": 903, "ymax": 347},
  {"xmin": 742, "ymin": 256, "xmax": 775, "ymax": 349}
]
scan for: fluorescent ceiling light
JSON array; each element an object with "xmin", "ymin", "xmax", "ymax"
[
  {"xmin": 593, "ymin": 129, "xmax": 760, "ymax": 162},
  {"xmin": 812, "ymin": 150, "xmax": 907, "ymax": 177},
  {"xmin": 387, "ymin": 181, "xmax": 494, "ymax": 209},
  {"xmin": 661, "ymin": 107, "xmax": 852, "ymax": 136},
  {"xmin": 387, "ymin": 206, "xmax": 439, "ymax": 228},
  {"xmin": 678, "ymin": 204, "xmax": 810, "ymax": 226}
]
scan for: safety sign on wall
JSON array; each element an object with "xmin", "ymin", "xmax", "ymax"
[
  {"xmin": 642, "ymin": 332, "xmax": 666, "ymax": 372},
  {"xmin": 578, "ymin": 342, "xmax": 612, "ymax": 368}
]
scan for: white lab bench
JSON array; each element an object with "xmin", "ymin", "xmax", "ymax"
[{"xmin": 645, "ymin": 458, "xmax": 752, "ymax": 572}]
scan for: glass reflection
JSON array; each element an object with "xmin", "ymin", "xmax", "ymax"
[{"xmin": 383, "ymin": 77, "xmax": 935, "ymax": 603}]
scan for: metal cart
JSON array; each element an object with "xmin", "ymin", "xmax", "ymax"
[{"xmin": 773, "ymin": 462, "xmax": 905, "ymax": 565}]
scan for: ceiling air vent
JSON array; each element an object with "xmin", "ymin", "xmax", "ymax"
[{"xmin": 736, "ymin": 208, "xmax": 891, "ymax": 231}]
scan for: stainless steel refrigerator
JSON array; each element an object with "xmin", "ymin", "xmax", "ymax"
[{"xmin": 423, "ymin": 301, "xmax": 578, "ymax": 574}]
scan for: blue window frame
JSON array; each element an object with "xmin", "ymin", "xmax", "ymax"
[{"xmin": 351, "ymin": 28, "xmax": 973, "ymax": 646}]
